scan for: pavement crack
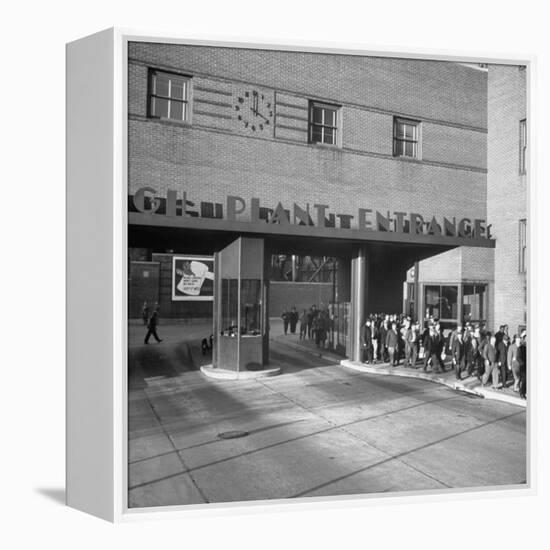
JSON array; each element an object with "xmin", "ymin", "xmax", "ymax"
[{"xmin": 136, "ymin": 391, "xmax": 210, "ymax": 503}]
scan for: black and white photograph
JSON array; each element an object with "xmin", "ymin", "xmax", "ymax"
[
  {"xmin": 6, "ymin": 0, "xmax": 550, "ymax": 546},
  {"xmin": 127, "ymin": 40, "xmax": 528, "ymax": 509}
]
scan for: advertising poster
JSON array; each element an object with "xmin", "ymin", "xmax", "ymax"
[{"xmin": 171, "ymin": 255, "xmax": 214, "ymax": 301}]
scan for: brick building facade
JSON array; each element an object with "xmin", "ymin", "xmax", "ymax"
[
  {"xmin": 487, "ymin": 65, "xmax": 527, "ymax": 334},
  {"xmin": 126, "ymin": 41, "xmax": 520, "ymax": 360},
  {"xmin": 412, "ymin": 64, "xmax": 527, "ymax": 335}
]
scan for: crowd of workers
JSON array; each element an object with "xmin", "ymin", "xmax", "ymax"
[
  {"xmin": 360, "ymin": 314, "xmax": 527, "ymax": 399},
  {"xmin": 282, "ymin": 306, "xmax": 527, "ymax": 400},
  {"xmin": 281, "ymin": 305, "xmax": 332, "ymax": 349}
]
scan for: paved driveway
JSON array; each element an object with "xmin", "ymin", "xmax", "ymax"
[{"xmin": 128, "ymin": 325, "xmax": 526, "ymax": 508}]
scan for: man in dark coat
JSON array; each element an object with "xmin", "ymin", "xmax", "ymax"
[
  {"xmin": 409, "ymin": 322, "xmax": 420, "ymax": 367},
  {"xmin": 507, "ymin": 335, "xmax": 523, "ymax": 393},
  {"xmin": 144, "ymin": 308, "xmax": 163, "ymax": 344},
  {"xmin": 362, "ymin": 319, "xmax": 373, "ymax": 364},
  {"xmin": 385, "ymin": 322, "xmax": 399, "ymax": 366},
  {"xmin": 289, "ymin": 306, "xmax": 299, "ymax": 334},
  {"xmin": 424, "ymin": 326, "xmax": 443, "ymax": 373},
  {"xmin": 495, "ymin": 325, "xmax": 506, "ymax": 346},
  {"xmin": 314, "ymin": 311, "xmax": 328, "ymax": 348},
  {"xmin": 281, "ymin": 308, "xmax": 290, "ymax": 335},
  {"xmin": 422, "ymin": 324, "xmax": 432, "ymax": 371},
  {"xmin": 379, "ymin": 320, "xmax": 389, "ymax": 363},
  {"xmin": 452, "ymin": 331, "xmax": 466, "ymax": 380},
  {"xmin": 434, "ymin": 323, "xmax": 446, "ymax": 372},
  {"xmin": 299, "ymin": 309, "xmax": 308, "ymax": 340},
  {"xmin": 497, "ymin": 334, "xmax": 509, "ymax": 387},
  {"xmin": 481, "ymin": 335, "xmax": 500, "ymax": 388},
  {"xmin": 307, "ymin": 305, "xmax": 318, "ymax": 340},
  {"xmin": 519, "ymin": 333, "xmax": 527, "ymax": 399}
]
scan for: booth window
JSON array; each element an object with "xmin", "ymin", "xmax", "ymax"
[
  {"xmin": 309, "ymin": 102, "xmax": 339, "ymax": 145},
  {"xmin": 424, "ymin": 285, "xmax": 458, "ymax": 328},
  {"xmin": 519, "ymin": 219, "xmax": 527, "ymax": 273},
  {"xmin": 393, "ymin": 117, "xmax": 420, "ymax": 158},
  {"xmin": 519, "ymin": 119, "xmax": 527, "ymax": 175},
  {"xmin": 462, "ymin": 284, "xmax": 487, "ymax": 326},
  {"xmin": 149, "ymin": 70, "xmax": 191, "ymax": 122}
]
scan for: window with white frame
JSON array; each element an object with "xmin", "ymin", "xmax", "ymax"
[
  {"xmin": 149, "ymin": 70, "xmax": 191, "ymax": 122},
  {"xmin": 519, "ymin": 219, "xmax": 527, "ymax": 273},
  {"xmin": 309, "ymin": 102, "xmax": 339, "ymax": 145},
  {"xmin": 393, "ymin": 117, "xmax": 420, "ymax": 158},
  {"xmin": 519, "ymin": 119, "xmax": 527, "ymax": 175}
]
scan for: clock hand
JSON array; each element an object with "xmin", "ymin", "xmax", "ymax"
[{"xmin": 255, "ymin": 111, "xmax": 270, "ymax": 123}]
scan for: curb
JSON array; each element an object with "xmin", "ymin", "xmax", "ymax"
[
  {"xmin": 340, "ymin": 360, "xmax": 526, "ymax": 408},
  {"xmin": 200, "ymin": 364, "xmax": 282, "ymax": 380}
]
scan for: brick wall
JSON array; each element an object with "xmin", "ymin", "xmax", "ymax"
[
  {"xmin": 487, "ymin": 65, "xmax": 527, "ymax": 334},
  {"xmin": 128, "ymin": 42, "xmax": 487, "ymax": 128},
  {"xmin": 128, "ymin": 261, "xmax": 160, "ymax": 318},
  {"xmin": 269, "ymin": 282, "xmax": 334, "ymax": 317},
  {"xmin": 128, "ymin": 44, "xmax": 488, "ymax": 228},
  {"xmin": 128, "ymin": 42, "xmax": 492, "ymax": 320}
]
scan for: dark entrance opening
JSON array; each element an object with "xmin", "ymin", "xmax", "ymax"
[{"xmin": 128, "ymin": 224, "xmax": 463, "ymax": 368}]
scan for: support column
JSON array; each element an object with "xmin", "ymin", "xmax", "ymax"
[
  {"xmin": 413, "ymin": 261, "xmax": 420, "ymax": 323},
  {"xmin": 350, "ymin": 245, "xmax": 368, "ymax": 362}
]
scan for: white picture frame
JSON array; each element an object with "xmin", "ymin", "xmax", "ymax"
[{"xmin": 66, "ymin": 28, "xmax": 534, "ymax": 523}]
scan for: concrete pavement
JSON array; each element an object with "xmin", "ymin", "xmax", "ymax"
[{"xmin": 128, "ymin": 321, "xmax": 526, "ymax": 509}]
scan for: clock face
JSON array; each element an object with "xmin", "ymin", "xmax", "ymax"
[{"xmin": 234, "ymin": 90, "xmax": 274, "ymax": 132}]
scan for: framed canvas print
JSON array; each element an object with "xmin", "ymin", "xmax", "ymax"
[{"xmin": 66, "ymin": 28, "xmax": 532, "ymax": 522}]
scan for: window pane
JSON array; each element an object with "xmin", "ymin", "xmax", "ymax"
[
  {"xmin": 241, "ymin": 279, "xmax": 262, "ymax": 334},
  {"xmin": 154, "ymin": 74, "xmax": 170, "ymax": 97},
  {"xmin": 151, "ymin": 97, "xmax": 169, "ymax": 118},
  {"xmin": 221, "ymin": 279, "xmax": 239, "ymax": 335},
  {"xmin": 169, "ymin": 101, "xmax": 184, "ymax": 121},
  {"xmin": 393, "ymin": 139, "xmax": 402, "ymax": 156},
  {"xmin": 403, "ymin": 123, "xmax": 416, "ymax": 140},
  {"xmin": 395, "ymin": 123, "xmax": 405, "ymax": 139},
  {"xmin": 312, "ymin": 107, "xmax": 323, "ymax": 125},
  {"xmin": 440, "ymin": 286, "xmax": 458, "ymax": 319},
  {"xmin": 404, "ymin": 141, "xmax": 414, "ymax": 157},
  {"xmin": 324, "ymin": 109, "xmax": 336, "ymax": 127},
  {"xmin": 463, "ymin": 284, "xmax": 486, "ymax": 323},
  {"xmin": 424, "ymin": 286, "xmax": 440, "ymax": 318},
  {"xmin": 323, "ymin": 127, "xmax": 335, "ymax": 144},
  {"xmin": 171, "ymin": 79, "xmax": 186, "ymax": 100},
  {"xmin": 310, "ymin": 125, "xmax": 322, "ymax": 143}
]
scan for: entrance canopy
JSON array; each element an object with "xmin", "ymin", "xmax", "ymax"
[{"xmin": 129, "ymin": 211, "xmax": 495, "ymax": 251}]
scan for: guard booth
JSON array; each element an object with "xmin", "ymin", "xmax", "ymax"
[{"xmin": 213, "ymin": 237, "xmax": 269, "ymax": 372}]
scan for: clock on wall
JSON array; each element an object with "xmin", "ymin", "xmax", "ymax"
[{"xmin": 234, "ymin": 90, "xmax": 274, "ymax": 132}]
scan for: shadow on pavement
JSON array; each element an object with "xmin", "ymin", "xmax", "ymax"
[
  {"xmin": 129, "ymin": 339, "xmax": 211, "ymax": 390},
  {"xmin": 35, "ymin": 487, "xmax": 66, "ymax": 505}
]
